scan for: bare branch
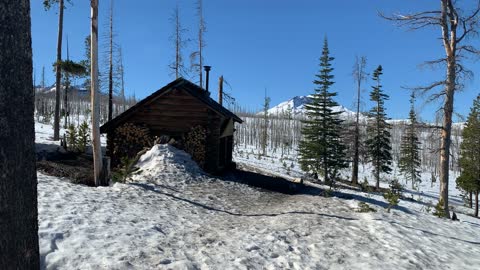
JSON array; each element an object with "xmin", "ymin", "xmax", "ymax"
[{"xmin": 380, "ymin": 11, "xmax": 442, "ymax": 30}]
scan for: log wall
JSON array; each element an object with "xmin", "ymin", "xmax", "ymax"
[{"xmin": 106, "ymin": 87, "xmax": 231, "ymax": 174}]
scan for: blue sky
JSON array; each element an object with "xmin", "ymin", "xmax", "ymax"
[{"xmin": 31, "ymin": 0, "xmax": 479, "ymax": 121}]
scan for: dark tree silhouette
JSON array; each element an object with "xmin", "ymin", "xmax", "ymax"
[{"xmin": 0, "ymin": 0, "xmax": 40, "ymax": 268}]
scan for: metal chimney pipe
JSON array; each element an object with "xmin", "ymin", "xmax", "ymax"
[
  {"xmin": 204, "ymin": 65, "xmax": 211, "ymax": 93},
  {"xmin": 218, "ymin": 75, "xmax": 224, "ymax": 106}
]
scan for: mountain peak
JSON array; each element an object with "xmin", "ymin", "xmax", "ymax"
[{"xmin": 266, "ymin": 95, "xmax": 359, "ymax": 120}]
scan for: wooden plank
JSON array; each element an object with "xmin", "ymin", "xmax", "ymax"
[
  {"xmin": 135, "ymin": 112, "xmax": 209, "ymax": 118},
  {"xmin": 151, "ymin": 99, "xmax": 205, "ymax": 106},
  {"xmin": 145, "ymin": 121, "xmax": 209, "ymax": 128},
  {"xmin": 145, "ymin": 104, "xmax": 208, "ymax": 110}
]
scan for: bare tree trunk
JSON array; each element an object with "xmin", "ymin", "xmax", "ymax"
[
  {"xmin": 0, "ymin": 0, "xmax": 40, "ymax": 267},
  {"xmin": 91, "ymin": 0, "xmax": 104, "ymax": 186},
  {"xmin": 53, "ymin": 0, "xmax": 64, "ymax": 140},
  {"xmin": 108, "ymin": 0, "xmax": 114, "ymax": 121},
  {"xmin": 119, "ymin": 47, "xmax": 126, "ymax": 113},
  {"xmin": 352, "ymin": 56, "xmax": 366, "ymax": 185},
  {"xmin": 64, "ymin": 77, "xmax": 69, "ymax": 129},
  {"xmin": 438, "ymin": 38, "xmax": 457, "ymax": 219},
  {"xmin": 175, "ymin": 4, "xmax": 180, "ymax": 79},
  {"xmin": 197, "ymin": 0, "xmax": 204, "ymax": 88},
  {"xmin": 470, "ymin": 191, "xmax": 473, "ymax": 208},
  {"xmin": 475, "ymin": 191, "xmax": 479, "ymax": 217}
]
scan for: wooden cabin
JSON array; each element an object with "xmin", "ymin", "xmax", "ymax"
[{"xmin": 100, "ymin": 78, "xmax": 242, "ymax": 174}]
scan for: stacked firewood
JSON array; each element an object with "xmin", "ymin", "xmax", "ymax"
[
  {"xmin": 112, "ymin": 123, "xmax": 153, "ymax": 167},
  {"xmin": 184, "ymin": 125, "xmax": 207, "ymax": 168}
]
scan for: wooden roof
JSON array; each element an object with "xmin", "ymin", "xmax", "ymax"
[{"xmin": 100, "ymin": 78, "xmax": 243, "ymax": 133}]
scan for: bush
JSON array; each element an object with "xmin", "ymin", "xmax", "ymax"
[
  {"xmin": 77, "ymin": 121, "xmax": 90, "ymax": 153},
  {"xmin": 383, "ymin": 178, "xmax": 403, "ymax": 213},
  {"xmin": 356, "ymin": 202, "xmax": 377, "ymax": 213},
  {"xmin": 433, "ymin": 198, "xmax": 448, "ymax": 218},
  {"xmin": 360, "ymin": 177, "xmax": 372, "ymax": 192},
  {"xmin": 111, "ymin": 156, "xmax": 141, "ymax": 183},
  {"xmin": 66, "ymin": 124, "xmax": 77, "ymax": 151},
  {"xmin": 65, "ymin": 121, "xmax": 91, "ymax": 153}
]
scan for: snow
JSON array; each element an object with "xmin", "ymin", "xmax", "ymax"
[
  {"xmin": 265, "ymin": 95, "xmax": 363, "ymax": 121},
  {"xmin": 35, "ymin": 122, "xmax": 480, "ymax": 269}
]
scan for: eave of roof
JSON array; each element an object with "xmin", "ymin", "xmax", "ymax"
[{"xmin": 100, "ymin": 77, "xmax": 243, "ymax": 133}]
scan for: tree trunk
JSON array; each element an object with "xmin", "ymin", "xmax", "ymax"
[
  {"xmin": 0, "ymin": 0, "xmax": 40, "ymax": 267},
  {"xmin": 53, "ymin": 0, "xmax": 64, "ymax": 140},
  {"xmin": 475, "ymin": 191, "xmax": 479, "ymax": 218},
  {"xmin": 63, "ymin": 77, "xmax": 69, "ymax": 129},
  {"xmin": 91, "ymin": 0, "xmax": 104, "ymax": 186},
  {"xmin": 352, "ymin": 58, "xmax": 364, "ymax": 185},
  {"xmin": 438, "ymin": 59, "xmax": 455, "ymax": 219},
  {"xmin": 108, "ymin": 0, "xmax": 113, "ymax": 122},
  {"xmin": 470, "ymin": 191, "xmax": 473, "ymax": 208}
]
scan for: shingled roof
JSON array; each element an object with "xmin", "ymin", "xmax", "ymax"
[{"xmin": 100, "ymin": 77, "xmax": 242, "ymax": 133}]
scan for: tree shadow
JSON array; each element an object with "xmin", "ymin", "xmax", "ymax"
[
  {"xmin": 222, "ymin": 169, "xmax": 414, "ymax": 214},
  {"xmin": 331, "ymin": 189, "xmax": 414, "ymax": 214},
  {"xmin": 402, "ymin": 189, "xmax": 465, "ymax": 206},
  {"xmin": 129, "ymin": 182, "xmax": 358, "ymax": 221},
  {"xmin": 222, "ymin": 169, "xmax": 305, "ymax": 195},
  {"xmin": 382, "ymin": 219, "xmax": 480, "ymax": 245}
]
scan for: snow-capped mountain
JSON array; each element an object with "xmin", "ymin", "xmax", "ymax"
[{"xmin": 266, "ymin": 96, "xmax": 361, "ymax": 120}]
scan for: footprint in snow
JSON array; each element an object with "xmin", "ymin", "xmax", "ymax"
[
  {"xmin": 246, "ymin": 245, "xmax": 260, "ymax": 252},
  {"xmin": 158, "ymin": 259, "xmax": 172, "ymax": 265}
]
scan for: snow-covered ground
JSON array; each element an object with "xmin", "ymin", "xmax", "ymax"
[{"xmin": 36, "ymin": 123, "xmax": 480, "ymax": 269}]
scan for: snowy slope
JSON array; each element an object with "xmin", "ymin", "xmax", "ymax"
[
  {"xmin": 266, "ymin": 95, "xmax": 363, "ymax": 121},
  {"xmin": 38, "ymin": 156, "xmax": 480, "ymax": 269},
  {"xmin": 35, "ymin": 124, "xmax": 480, "ymax": 269}
]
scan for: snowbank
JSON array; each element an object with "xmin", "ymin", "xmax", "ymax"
[{"xmin": 130, "ymin": 144, "xmax": 205, "ymax": 186}]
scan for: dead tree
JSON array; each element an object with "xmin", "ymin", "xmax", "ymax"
[
  {"xmin": 118, "ymin": 47, "xmax": 126, "ymax": 113},
  {"xmin": 352, "ymin": 56, "xmax": 368, "ymax": 185},
  {"xmin": 170, "ymin": 2, "xmax": 188, "ymax": 79},
  {"xmin": 381, "ymin": 0, "xmax": 480, "ymax": 218},
  {"xmin": 108, "ymin": 0, "xmax": 114, "ymax": 121},
  {"xmin": 44, "ymin": 0, "xmax": 65, "ymax": 141},
  {"xmin": 91, "ymin": 0, "xmax": 104, "ymax": 186},
  {"xmin": 190, "ymin": 0, "xmax": 206, "ymax": 88}
]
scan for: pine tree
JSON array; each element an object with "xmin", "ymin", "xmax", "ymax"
[
  {"xmin": 456, "ymin": 94, "xmax": 480, "ymax": 217},
  {"xmin": 366, "ymin": 65, "xmax": 392, "ymax": 189},
  {"xmin": 399, "ymin": 91, "xmax": 422, "ymax": 190},
  {"xmin": 299, "ymin": 38, "xmax": 347, "ymax": 185}
]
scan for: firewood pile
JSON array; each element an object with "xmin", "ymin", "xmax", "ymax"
[
  {"xmin": 112, "ymin": 123, "xmax": 153, "ymax": 167},
  {"xmin": 184, "ymin": 125, "xmax": 207, "ymax": 168}
]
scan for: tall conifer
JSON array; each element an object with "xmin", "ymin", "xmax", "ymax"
[
  {"xmin": 299, "ymin": 38, "xmax": 347, "ymax": 185},
  {"xmin": 366, "ymin": 65, "xmax": 392, "ymax": 189},
  {"xmin": 399, "ymin": 91, "xmax": 422, "ymax": 189},
  {"xmin": 456, "ymin": 94, "xmax": 480, "ymax": 217}
]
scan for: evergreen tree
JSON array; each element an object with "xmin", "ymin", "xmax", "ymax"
[
  {"xmin": 366, "ymin": 65, "xmax": 392, "ymax": 189},
  {"xmin": 399, "ymin": 91, "xmax": 422, "ymax": 190},
  {"xmin": 299, "ymin": 38, "xmax": 347, "ymax": 185},
  {"xmin": 456, "ymin": 94, "xmax": 480, "ymax": 217}
]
